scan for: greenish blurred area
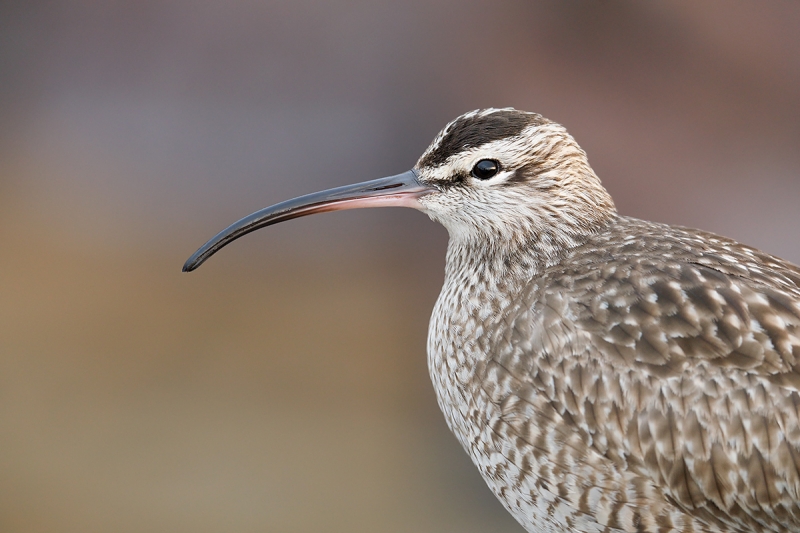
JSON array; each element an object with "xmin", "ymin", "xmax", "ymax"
[{"xmin": 1, "ymin": 1, "xmax": 799, "ymax": 531}]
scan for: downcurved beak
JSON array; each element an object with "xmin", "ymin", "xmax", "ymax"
[{"xmin": 182, "ymin": 170, "xmax": 432, "ymax": 272}]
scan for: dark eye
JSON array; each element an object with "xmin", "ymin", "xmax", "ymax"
[{"xmin": 471, "ymin": 159, "xmax": 500, "ymax": 180}]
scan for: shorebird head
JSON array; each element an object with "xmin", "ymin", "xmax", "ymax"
[
  {"xmin": 413, "ymin": 108, "xmax": 616, "ymax": 255},
  {"xmin": 183, "ymin": 108, "xmax": 616, "ymax": 272}
]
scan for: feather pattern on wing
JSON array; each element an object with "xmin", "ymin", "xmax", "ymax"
[{"xmin": 431, "ymin": 216, "xmax": 800, "ymax": 533}]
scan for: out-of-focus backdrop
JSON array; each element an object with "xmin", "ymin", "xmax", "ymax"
[{"xmin": 1, "ymin": 1, "xmax": 799, "ymax": 531}]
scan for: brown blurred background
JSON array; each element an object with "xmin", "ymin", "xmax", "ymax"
[{"xmin": 1, "ymin": 1, "xmax": 799, "ymax": 531}]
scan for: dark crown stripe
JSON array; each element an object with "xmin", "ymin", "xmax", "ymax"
[{"xmin": 419, "ymin": 109, "xmax": 548, "ymax": 168}]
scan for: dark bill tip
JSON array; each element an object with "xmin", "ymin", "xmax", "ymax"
[{"xmin": 182, "ymin": 170, "xmax": 431, "ymax": 272}]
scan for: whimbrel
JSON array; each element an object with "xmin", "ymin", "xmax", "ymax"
[{"xmin": 184, "ymin": 109, "xmax": 800, "ymax": 533}]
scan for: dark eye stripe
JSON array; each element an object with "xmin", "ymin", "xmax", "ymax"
[{"xmin": 424, "ymin": 171, "xmax": 468, "ymax": 189}]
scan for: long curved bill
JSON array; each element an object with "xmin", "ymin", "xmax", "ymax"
[{"xmin": 182, "ymin": 170, "xmax": 432, "ymax": 272}]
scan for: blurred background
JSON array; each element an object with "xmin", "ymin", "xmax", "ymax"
[{"xmin": 1, "ymin": 1, "xmax": 799, "ymax": 531}]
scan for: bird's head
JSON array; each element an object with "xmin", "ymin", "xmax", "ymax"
[
  {"xmin": 183, "ymin": 108, "xmax": 616, "ymax": 272},
  {"xmin": 413, "ymin": 108, "xmax": 616, "ymax": 253}
]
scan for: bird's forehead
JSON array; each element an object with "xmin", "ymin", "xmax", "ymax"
[{"xmin": 417, "ymin": 108, "xmax": 548, "ymax": 169}]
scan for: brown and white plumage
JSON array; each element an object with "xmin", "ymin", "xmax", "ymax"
[
  {"xmin": 184, "ymin": 108, "xmax": 800, "ymax": 533},
  {"xmin": 419, "ymin": 110, "xmax": 800, "ymax": 533}
]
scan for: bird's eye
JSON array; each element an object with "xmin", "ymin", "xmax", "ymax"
[{"xmin": 471, "ymin": 159, "xmax": 500, "ymax": 180}]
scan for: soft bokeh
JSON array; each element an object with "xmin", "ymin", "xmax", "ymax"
[{"xmin": 1, "ymin": 1, "xmax": 799, "ymax": 531}]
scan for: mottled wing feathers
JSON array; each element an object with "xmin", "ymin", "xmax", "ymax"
[{"xmin": 506, "ymin": 217, "xmax": 800, "ymax": 532}]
